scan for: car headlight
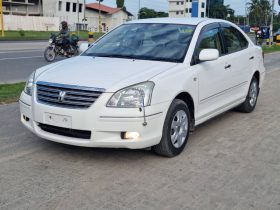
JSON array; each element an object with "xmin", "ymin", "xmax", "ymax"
[
  {"xmin": 107, "ymin": 82, "xmax": 155, "ymax": 108},
  {"xmin": 24, "ymin": 71, "xmax": 35, "ymax": 96}
]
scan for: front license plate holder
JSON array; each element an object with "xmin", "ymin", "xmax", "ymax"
[{"xmin": 44, "ymin": 113, "xmax": 72, "ymax": 128}]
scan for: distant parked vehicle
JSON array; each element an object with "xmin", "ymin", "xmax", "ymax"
[
  {"xmin": 273, "ymin": 29, "xmax": 280, "ymax": 41},
  {"xmin": 44, "ymin": 33, "xmax": 80, "ymax": 62}
]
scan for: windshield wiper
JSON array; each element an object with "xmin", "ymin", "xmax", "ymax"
[{"xmin": 87, "ymin": 53, "xmax": 136, "ymax": 59}]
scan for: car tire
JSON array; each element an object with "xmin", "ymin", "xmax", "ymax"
[
  {"xmin": 153, "ymin": 99, "xmax": 191, "ymax": 157},
  {"xmin": 237, "ymin": 76, "xmax": 259, "ymax": 113}
]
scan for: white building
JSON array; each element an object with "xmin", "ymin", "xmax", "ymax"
[
  {"xmin": 85, "ymin": 3, "xmax": 133, "ymax": 32},
  {"xmin": 2, "ymin": 0, "xmax": 134, "ymax": 32},
  {"xmin": 42, "ymin": 0, "xmax": 86, "ymax": 30},
  {"xmin": 2, "ymin": 0, "xmax": 86, "ymax": 31},
  {"xmin": 2, "ymin": 0, "xmax": 43, "ymax": 16},
  {"xmin": 169, "ymin": 0, "xmax": 207, "ymax": 18}
]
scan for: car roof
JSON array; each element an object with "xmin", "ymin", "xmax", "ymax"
[{"xmin": 126, "ymin": 18, "xmax": 209, "ymax": 26}]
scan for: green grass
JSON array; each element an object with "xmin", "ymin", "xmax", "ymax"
[
  {"xmin": 0, "ymin": 31, "xmax": 104, "ymax": 41},
  {"xmin": 0, "ymin": 83, "xmax": 25, "ymax": 104},
  {"xmin": 262, "ymin": 45, "xmax": 280, "ymax": 54}
]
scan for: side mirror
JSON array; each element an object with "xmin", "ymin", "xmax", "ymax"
[
  {"xmin": 199, "ymin": 49, "xmax": 219, "ymax": 62},
  {"xmin": 79, "ymin": 42, "xmax": 90, "ymax": 54}
]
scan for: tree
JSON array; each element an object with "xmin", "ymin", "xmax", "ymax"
[
  {"xmin": 247, "ymin": 0, "xmax": 271, "ymax": 26},
  {"xmin": 116, "ymin": 0, "xmax": 124, "ymax": 8},
  {"xmin": 211, "ymin": 3, "xmax": 234, "ymax": 19},
  {"xmin": 139, "ymin": 7, "xmax": 168, "ymax": 19}
]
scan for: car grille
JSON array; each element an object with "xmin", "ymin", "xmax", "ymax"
[
  {"xmin": 38, "ymin": 123, "xmax": 91, "ymax": 139},
  {"xmin": 36, "ymin": 81, "xmax": 105, "ymax": 109}
]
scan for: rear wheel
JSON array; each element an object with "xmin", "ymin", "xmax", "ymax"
[
  {"xmin": 44, "ymin": 47, "xmax": 56, "ymax": 62},
  {"xmin": 153, "ymin": 99, "xmax": 190, "ymax": 157},
  {"xmin": 237, "ymin": 76, "xmax": 259, "ymax": 113}
]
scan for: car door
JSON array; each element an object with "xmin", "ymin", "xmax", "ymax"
[
  {"xmin": 220, "ymin": 24, "xmax": 253, "ymax": 100},
  {"xmin": 190, "ymin": 23, "xmax": 234, "ymax": 120}
]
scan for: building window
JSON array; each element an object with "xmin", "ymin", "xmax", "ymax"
[
  {"xmin": 79, "ymin": 4, "xmax": 83, "ymax": 13},
  {"xmin": 58, "ymin": 1, "xmax": 62, "ymax": 11},
  {"xmin": 189, "ymin": 8, "xmax": 192, "ymax": 13},
  {"xmin": 201, "ymin": 12, "xmax": 205, "ymax": 17},
  {"xmin": 202, "ymin": 2, "xmax": 205, "ymax": 8},
  {"xmin": 186, "ymin": 8, "xmax": 188, "ymax": 13},
  {"xmin": 73, "ymin": 3, "xmax": 77, "ymax": 12},
  {"xmin": 66, "ymin": 2, "xmax": 70, "ymax": 12},
  {"xmin": 176, "ymin": 11, "xmax": 179, "ymax": 15},
  {"xmin": 181, "ymin": 11, "xmax": 183, "ymax": 14},
  {"xmin": 181, "ymin": 1, "xmax": 184, "ymax": 5},
  {"xmin": 177, "ymin": 2, "xmax": 179, "ymax": 5}
]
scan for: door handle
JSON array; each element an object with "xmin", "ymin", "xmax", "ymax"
[
  {"xmin": 224, "ymin": 64, "xmax": 231, "ymax": 69},
  {"xmin": 249, "ymin": 56, "xmax": 254, "ymax": 60}
]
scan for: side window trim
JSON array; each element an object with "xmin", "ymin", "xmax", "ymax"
[
  {"xmin": 220, "ymin": 23, "xmax": 249, "ymax": 55},
  {"xmin": 191, "ymin": 23, "xmax": 223, "ymax": 66}
]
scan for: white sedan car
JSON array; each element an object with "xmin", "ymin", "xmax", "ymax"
[{"xmin": 20, "ymin": 18, "xmax": 265, "ymax": 157}]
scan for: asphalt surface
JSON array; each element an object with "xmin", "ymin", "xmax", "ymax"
[
  {"xmin": 0, "ymin": 41, "xmax": 64, "ymax": 84},
  {"xmin": 0, "ymin": 41, "xmax": 280, "ymax": 83},
  {"xmin": 0, "ymin": 42, "xmax": 280, "ymax": 209}
]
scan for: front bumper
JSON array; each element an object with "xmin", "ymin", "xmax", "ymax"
[{"xmin": 19, "ymin": 91, "xmax": 170, "ymax": 149}]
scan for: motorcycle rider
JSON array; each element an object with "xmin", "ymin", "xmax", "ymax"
[{"xmin": 58, "ymin": 21, "xmax": 70, "ymax": 55}]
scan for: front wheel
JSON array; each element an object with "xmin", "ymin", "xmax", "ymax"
[
  {"xmin": 44, "ymin": 46, "xmax": 56, "ymax": 62},
  {"xmin": 236, "ymin": 76, "xmax": 259, "ymax": 113},
  {"xmin": 153, "ymin": 99, "xmax": 191, "ymax": 157}
]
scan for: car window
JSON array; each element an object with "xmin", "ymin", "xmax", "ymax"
[
  {"xmin": 239, "ymin": 31, "xmax": 249, "ymax": 49},
  {"xmin": 222, "ymin": 26, "xmax": 247, "ymax": 54},
  {"xmin": 196, "ymin": 28, "xmax": 223, "ymax": 56},
  {"xmin": 83, "ymin": 23, "xmax": 195, "ymax": 63}
]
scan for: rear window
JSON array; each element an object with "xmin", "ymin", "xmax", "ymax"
[{"xmin": 222, "ymin": 26, "xmax": 248, "ymax": 54}]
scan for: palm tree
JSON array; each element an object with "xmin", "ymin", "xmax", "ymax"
[
  {"xmin": 211, "ymin": 4, "xmax": 234, "ymax": 19},
  {"xmin": 247, "ymin": 0, "xmax": 271, "ymax": 26}
]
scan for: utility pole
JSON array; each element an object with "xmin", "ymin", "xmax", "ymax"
[
  {"xmin": 207, "ymin": 0, "xmax": 211, "ymax": 17},
  {"xmin": 270, "ymin": 0, "xmax": 275, "ymax": 45},
  {"xmin": 138, "ymin": 0, "xmax": 141, "ymax": 19},
  {"xmin": 98, "ymin": 0, "xmax": 103, "ymax": 32},
  {"xmin": 77, "ymin": 0, "xmax": 80, "ymax": 35},
  {"xmin": 0, "ymin": 0, "xmax": 4, "ymax": 37},
  {"xmin": 183, "ymin": 0, "xmax": 186, "ymax": 17}
]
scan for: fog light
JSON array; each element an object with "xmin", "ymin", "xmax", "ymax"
[{"xmin": 121, "ymin": 132, "xmax": 140, "ymax": 140}]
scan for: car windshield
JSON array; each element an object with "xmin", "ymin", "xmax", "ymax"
[{"xmin": 82, "ymin": 23, "xmax": 195, "ymax": 63}]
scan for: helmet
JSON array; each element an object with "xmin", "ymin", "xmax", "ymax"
[{"xmin": 61, "ymin": 21, "xmax": 68, "ymax": 30}]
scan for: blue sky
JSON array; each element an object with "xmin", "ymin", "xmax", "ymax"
[{"xmin": 87, "ymin": 0, "xmax": 280, "ymax": 16}]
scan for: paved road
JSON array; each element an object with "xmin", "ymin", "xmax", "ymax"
[
  {"xmin": 1, "ymin": 41, "xmax": 280, "ymax": 83},
  {"xmin": 0, "ymin": 41, "xmax": 63, "ymax": 84},
  {"xmin": 0, "ymin": 61, "xmax": 280, "ymax": 209}
]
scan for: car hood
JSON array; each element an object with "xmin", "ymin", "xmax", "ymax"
[{"xmin": 36, "ymin": 56, "xmax": 177, "ymax": 92}]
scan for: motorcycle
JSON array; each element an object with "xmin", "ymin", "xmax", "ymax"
[{"xmin": 44, "ymin": 33, "xmax": 80, "ymax": 62}]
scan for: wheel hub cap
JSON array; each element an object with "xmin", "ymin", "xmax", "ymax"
[
  {"xmin": 249, "ymin": 81, "xmax": 258, "ymax": 107},
  {"xmin": 170, "ymin": 110, "xmax": 188, "ymax": 148}
]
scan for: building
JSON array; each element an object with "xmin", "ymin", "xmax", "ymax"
[
  {"xmin": 2, "ymin": 0, "xmax": 86, "ymax": 31},
  {"xmin": 42, "ymin": 0, "xmax": 86, "ymax": 31},
  {"xmin": 2, "ymin": 1, "xmax": 133, "ymax": 32},
  {"xmin": 169, "ymin": 0, "xmax": 207, "ymax": 18},
  {"xmin": 85, "ymin": 3, "xmax": 133, "ymax": 32},
  {"xmin": 2, "ymin": 0, "xmax": 59, "ymax": 31},
  {"xmin": 2, "ymin": 0, "xmax": 43, "ymax": 16}
]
